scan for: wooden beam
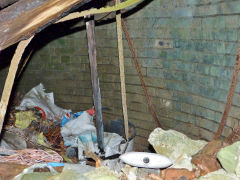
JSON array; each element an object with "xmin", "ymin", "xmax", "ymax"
[
  {"xmin": 116, "ymin": 0, "xmax": 129, "ymax": 140},
  {"xmin": 0, "ymin": 36, "xmax": 33, "ymax": 134},
  {"xmin": 0, "ymin": 0, "xmax": 18, "ymax": 9},
  {"xmin": 0, "ymin": 0, "xmax": 87, "ymax": 51},
  {"xmin": 86, "ymin": 17, "xmax": 104, "ymax": 150}
]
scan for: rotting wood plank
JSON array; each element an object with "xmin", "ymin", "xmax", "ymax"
[
  {"xmin": 86, "ymin": 17, "xmax": 104, "ymax": 151},
  {"xmin": 0, "ymin": 0, "xmax": 88, "ymax": 51},
  {"xmin": 0, "ymin": 0, "xmax": 18, "ymax": 9},
  {"xmin": 116, "ymin": 0, "xmax": 129, "ymax": 141},
  {"xmin": 0, "ymin": 36, "xmax": 33, "ymax": 134}
]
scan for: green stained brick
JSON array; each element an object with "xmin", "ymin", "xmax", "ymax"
[
  {"xmin": 51, "ymin": 56, "xmax": 59, "ymax": 64},
  {"xmin": 216, "ymin": 42, "xmax": 225, "ymax": 53},
  {"xmin": 225, "ymin": 29, "xmax": 238, "ymax": 42},
  {"xmin": 159, "ymin": 51, "xmax": 167, "ymax": 58},
  {"xmin": 202, "ymin": 29, "xmax": 214, "ymax": 40},
  {"xmin": 220, "ymin": 1, "xmax": 240, "ymax": 14},
  {"xmin": 166, "ymin": 81, "xmax": 184, "ymax": 91},
  {"xmin": 147, "ymin": 68, "xmax": 164, "ymax": 78},
  {"xmin": 225, "ymin": 16, "xmax": 240, "ymax": 28},
  {"xmin": 53, "ymin": 38, "xmax": 67, "ymax": 47},
  {"xmin": 55, "ymin": 47, "xmax": 76, "ymax": 55},
  {"xmin": 61, "ymin": 56, "xmax": 71, "ymax": 65},
  {"xmin": 141, "ymin": 59, "xmax": 163, "ymax": 68},
  {"xmin": 194, "ymin": 41, "xmax": 204, "ymax": 51},
  {"xmin": 40, "ymin": 55, "xmax": 51, "ymax": 63},
  {"xmin": 194, "ymin": 64, "xmax": 210, "ymax": 74},
  {"xmin": 225, "ymin": 43, "xmax": 238, "ymax": 55},
  {"xmin": 167, "ymin": 49, "xmax": 180, "ymax": 59}
]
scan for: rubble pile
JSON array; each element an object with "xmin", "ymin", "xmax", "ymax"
[{"xmin": 1, "ymin": 84, "xmax": 240, "ymax": 179}]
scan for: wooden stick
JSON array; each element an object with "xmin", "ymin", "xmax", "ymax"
[
  {"xmin": 0, "ymin": 36, "xmax": 33, "ymax": 134},
  {"xmin": 85, "ymin": 150, "xmax": 102, "ymax": 161},
  {"xmin": 214, "ymin": 48, "xmax": 240, "ymax": 140},
  {"xmin": 116, "ymin": 0, "xmax": 129, "ymax": 140},
  {"xmin": 86, "ymin": 17, "xmax": 104, "ymax": 150}
]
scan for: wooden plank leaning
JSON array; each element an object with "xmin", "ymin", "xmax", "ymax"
[{"xmin": 0, "ymin": 36, "xmax": 34, "ymax": 134}]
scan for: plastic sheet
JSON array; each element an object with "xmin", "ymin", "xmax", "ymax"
[
  {"xmin": 77, "ymin": 132, "xmax": 130, "ymax": 159},
  {"xmin": 102, "ymin": 159, "xmax": 125, "ymax": 173},
  {"xmin": 0, "ymin": 127, "xmax": 27, "ymax": 150},
  {"xmin": 16, "ymin": 84, "xmax": 70, "ymax": 122},
  {"xmin": 14, "ymin": 163, "xmax": 58, "ymax": 180},
  {"xmin": 61, "ymin": 110, "xmax": 130, "ymax": 159},
  {"xmin": 15, "ymin": 111, "xmax": 37, "ymax": 129},
  {"xmin": 61, "ymin": 111, "xmax": 96, "ymax": 147}
]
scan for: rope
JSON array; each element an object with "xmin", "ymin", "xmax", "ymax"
[
  {"xmin": 116, "ymin": 0, "xmax": 129, "ymax": 141},
  {"xmin": 0, "ymin": 36, "xmax": 34, "ymax": 135}
]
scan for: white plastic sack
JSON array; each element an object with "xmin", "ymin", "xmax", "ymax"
[
  {"xmin": 16, "ymin": 84, "xmax": 70, "ymax": 122},
  {"xmin": 78, "ymin": 131, "xmax": 131, "ymax": 159},
  {"xmin": 61, "ymin": 111, "xmax": 96, "ymax": 137},
  {"xmin": 61, "ymin": 111, "xmax": 96, "ymax": 147},
  {"xmin": 61, "ymin": 110, "xmax": 132, "ymax": 158},
  {"xmin": 104, "ymin": 132, "xmax": 125, "ymax": 157}
]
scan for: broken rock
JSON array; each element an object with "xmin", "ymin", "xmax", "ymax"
[
  {"xmin": 198, "ymin": 169, "xmax": 239, "ymax": 180},
  {"xmin": 217, "ymin": 141, "xmax": 240, "ymax": 176},
  {"xmin": 84, "ymin": 166, "xmax": 119, "ymax": 180},
  {"xmin": 160, "ymin": 168, "xmax": 199, "ymax": 180},
  {"xmin": 148, "ymin": 128, "xmax": 207, "ymax": 170}
]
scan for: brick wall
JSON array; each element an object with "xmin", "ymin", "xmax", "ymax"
[
  {"xmin": 94, "ymin": 0, "xmax": 240, "ymax": 150},
  {"xmin": 1, "ymin": 0, "xmax": 240, "ymax": 151}
]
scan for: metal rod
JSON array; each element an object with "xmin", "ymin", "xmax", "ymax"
[{"xmin": 214, "ymin": 48, "xmax": 240, "ymax": 140}]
